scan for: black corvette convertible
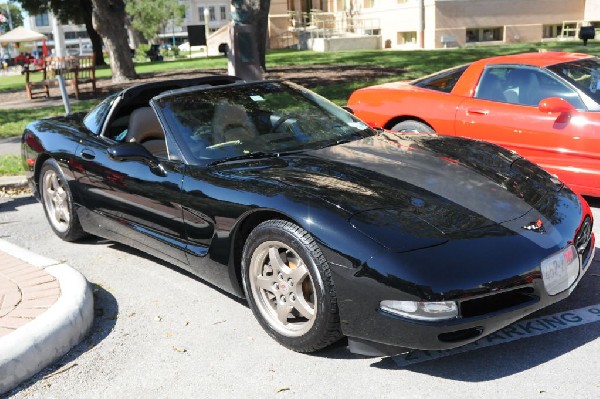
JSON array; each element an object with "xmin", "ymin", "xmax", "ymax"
[{"xmin": 22, "ymin": 76, "xmax": 594, "ymax": 356}]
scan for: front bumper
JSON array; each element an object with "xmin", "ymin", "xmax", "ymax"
[{"xmin": 343, "ymin": 242, "xmax": 594, "ymax": 356}]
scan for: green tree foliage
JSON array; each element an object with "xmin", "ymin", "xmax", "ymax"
[
  {"xmin": 0, "ymin": 3, "xmax": 24, "ymax": 33},
  {"xmin": 125, "ymin": 0, "xmax": 185, "ymax": 43},
  {"xmin": 16, "ymin": 0, "xmax": 106, "ymax": 65}
]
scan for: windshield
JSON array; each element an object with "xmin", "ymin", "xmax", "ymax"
[
  {"xmin": 547, "ymin": 58, "xmax": 600, "ymax": 106},
  {"xmin": 152, "ymin": 81, "xmax": 375, "ymax": 163}
]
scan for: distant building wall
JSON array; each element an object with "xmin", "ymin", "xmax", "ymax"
[{"xmin": 268, "ymin": 0, "xmax": 594, "ymax": 50}]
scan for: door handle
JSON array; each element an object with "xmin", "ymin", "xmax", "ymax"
[
  {"xmin": 80, "ymin": 148, "xmax": 96, "ymax": 160},
  {"xmin": 466, "ymin": 108, "xmax": 490, "ymax": 115}
]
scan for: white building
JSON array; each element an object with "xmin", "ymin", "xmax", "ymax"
[{"xmin": 28, "ymin": 11, "xmax": 91, "ymax": 56}]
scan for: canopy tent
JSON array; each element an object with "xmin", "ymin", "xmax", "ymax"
[
  {"xmin": 0, "ymin": 26, "xmax": 47, "ymax": 44},
  {"xmin": 0, "ymin": 26, "xmax": 48, "ymax": 58}
]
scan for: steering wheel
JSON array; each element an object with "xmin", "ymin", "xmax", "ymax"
[{"xmin": 270, "ymin": 114, "xmax": 296, "ymax": 133}]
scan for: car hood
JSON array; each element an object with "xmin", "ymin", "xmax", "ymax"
[{"xmin": 218, "ymin": 132, "xmax": 567, "ymax": 250}]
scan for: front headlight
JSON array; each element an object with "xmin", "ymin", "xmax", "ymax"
[
  {"xmin": 380, "ymin": 300, "xmax": 458, "ymax": 321},
  {"xmin": 541, "ymin": 244, "xmax": 580, "ymax": 296}
]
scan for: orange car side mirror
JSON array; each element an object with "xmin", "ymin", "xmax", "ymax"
[{"xmin": 538, "ymin": 97, "xmax": 576, "ymax": 114}]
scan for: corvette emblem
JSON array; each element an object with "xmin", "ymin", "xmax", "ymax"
[{"xmin": 522, "ymin": 218, "xmax": 546, "ymax": 233}]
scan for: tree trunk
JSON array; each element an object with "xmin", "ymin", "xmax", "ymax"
[
  {"xmin": 91, "ymin": 0, "xmax": 137, "ymax": 82},
  {"xmin": 78, "ymin": 0, "xmax": 105, "ymax": 66},
  {"xmin": 231, "ymin": 0, "xmax": 271, "ymax": 71},
  {"xmin": 255, "ymin": 0, "xmax": 270, "ymax": 71}
]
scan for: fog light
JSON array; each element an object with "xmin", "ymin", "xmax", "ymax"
[{"xmin": 380, "ymin": 300, "xmax": 458, "ymax": 321}]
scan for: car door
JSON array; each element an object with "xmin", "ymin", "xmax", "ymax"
[
  {"xmin": 455, "ymin": 65, "xmax": 600, "ymax": 192},
  {"xmin": 74, "ymin": 115, "xmax": 189, "ymax": 267}
]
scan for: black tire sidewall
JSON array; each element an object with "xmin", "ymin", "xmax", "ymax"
[
  {"xmin": 242, "ymin": 220, "xmax": 338, "ymax": 352},
  {"xmin": 391, "ymin": 120, "xmax": 434, "ymax": 133}
]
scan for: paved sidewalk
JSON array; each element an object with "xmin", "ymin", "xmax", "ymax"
[
  {"xmin": 0, "ymin": 239, "xmax": 93, "ymax": 394},
  {"xmin": 0, "ymin": 252, "xmax": 60, "ymax": 337}
]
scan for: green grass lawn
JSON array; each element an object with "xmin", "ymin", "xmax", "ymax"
[
  {"xmin": 1, "ymin": 40, "xmax": 599, "ymax": 142},
  {"xmin": 0, "ymin": 100, "xmax": 100, "ymax": 139},
  {"xmin": 0, "ymin": 154, "xmax": 24, "ymax": 176}
]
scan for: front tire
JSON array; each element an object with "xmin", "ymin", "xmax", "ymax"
[
  {"xmin": 242, "ymin": 220, "xmax": 343, "ymax": 352},
  {"xmin": 391, "ymin": 120, "xmax": 435, "ymax": 133},
  {"xmin": 40, "ymin": 159, "xmax": 86, "ymax": 242}
]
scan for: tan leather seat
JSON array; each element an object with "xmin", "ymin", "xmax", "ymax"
[
  {"xmin": 503, "ymin": 69, "xmax": 541, "ymax": 106},
  {"xmin": 212, "ymin": 102, "xmax": 259, "ymax": 144},
  {"xmin": 125, "ymin": 107, "xmax": 167, "ymax": 157}
]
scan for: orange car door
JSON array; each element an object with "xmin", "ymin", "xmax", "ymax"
[{"xmin": 455, "ymin": 65, "xmax": 600, "ymax": 194}]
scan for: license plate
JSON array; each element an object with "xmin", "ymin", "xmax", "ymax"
[{"xmin": 541, "ymin": 246, "xmax": 580, "ymax": 296}]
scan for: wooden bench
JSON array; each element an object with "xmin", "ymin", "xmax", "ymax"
[
  {"xmin": 23, "ymin": 62, "xmax": 50, "ymax": 99},
  {"xmin": 23, "ymin": 55, "xmax": 97, "ymax": 100}
]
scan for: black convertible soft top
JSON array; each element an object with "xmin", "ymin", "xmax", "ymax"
[{"xmin": 120, "ymin": 75, "xmax": 242, "ymax": 102}]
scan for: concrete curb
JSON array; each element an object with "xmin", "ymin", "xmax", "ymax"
[{"xmin": 0, "ymin": 240, "xmax": 94, "ymax": 394}]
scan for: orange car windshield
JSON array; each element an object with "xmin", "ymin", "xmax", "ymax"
[{"xmin": 547, "ymin": 58, "xmax": 600, "ymax": 105}]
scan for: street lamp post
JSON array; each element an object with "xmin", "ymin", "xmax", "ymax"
[
  {"xmin": 203, "ymin": 8, "xmax": 209, "ymax": 57},
  {"xmin": 172, "ymin": 12, "xmax": 176, "ymax": 47}
]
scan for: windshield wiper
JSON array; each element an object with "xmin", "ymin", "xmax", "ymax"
[
  {"xmin": 209, "ymin": 150, "xmax": 304, "ymax": 166},
  {"xmin": 316, "ymin": 136, "xmax": 360, "ymax": 150}
]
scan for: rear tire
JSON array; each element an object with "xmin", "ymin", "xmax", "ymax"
[
  {"xmin": 39, "ymin": 159, "xmax": 87, "ymax": 242},
  {"xmin": 242, "ymin": 220, "xmax": 343, "ymax": 352},
  {"xmin": 391, "ymin": 120, "xmax": 435, "ymax": 133}
]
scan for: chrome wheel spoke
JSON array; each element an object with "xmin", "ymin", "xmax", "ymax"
[
  {"xmin": 255, "ymin": 275, "xmax": 276, "ymax": 293},
  {"xmin": 292, "ymin": 289, "xmax": 315, "ymax": 320},
  {"xmin": 289, "ymin": 263, "xmax": 309, "ymax": 285},
  {"xmin": 50, "ymin": 173, "xmax": 60, "ymax": 191},
  {"xmin": 57, "ymin": 188, "xmax": 67, "ymax": 202},
  {"xmin": 268, "ymin": 247, "xmax": 286, "ymax": 274},
  {"xmin": 59, "ymin": 205, "xmax": 70, "ymax": 224},
  {"xmin": 54, "ymin": 206, "xmax": 63, "ymax": 222},
  {"xmin": 276, "ymin": 300, "xmax": 291, "ymax": 325}
]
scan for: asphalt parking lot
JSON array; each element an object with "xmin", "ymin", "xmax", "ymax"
[{"xmin": 1, "ymin": 194, "xmax": 599, "ymax": 398}]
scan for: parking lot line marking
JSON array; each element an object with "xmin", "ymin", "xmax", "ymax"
[{"xmin": 392, "ymin": 303, "xmax": 600, "ymax": 367}]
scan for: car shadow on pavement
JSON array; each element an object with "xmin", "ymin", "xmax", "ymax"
[
  {"xmin": 0, "ymin": 195, "xmax": 37, "ymax": 215},
  {"xmin": 106, "ymin": 241, "xmax": 248, "ymax": 306},
  {"xmin": 7, "ymin": 284, "xmax": 118, "ymax": 395},
  {"xmin": 373, "ymin": 325, "xmax": 599, "ymax": 381}
]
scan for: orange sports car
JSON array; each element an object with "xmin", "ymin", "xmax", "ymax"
[{"xmin": 347, "ymin": 52, "xmax": 600, "ymax": 197}]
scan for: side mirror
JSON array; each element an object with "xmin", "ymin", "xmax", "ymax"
[
  {"xmin": 108, "ymin": 142, "xmax": 157, "ymax": 164},
  {"xmin": 106, "ymin": 143, "xmax": 167, "ymax": 176},
  {"xmin": 538, "ymin": 97, "xmax": 576, "ymax": 114},
  {"xmin": 107, "ymin": 143, "xmax": 166, "ymax": 176}
]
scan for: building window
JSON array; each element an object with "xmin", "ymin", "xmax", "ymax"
[
  {"xmin": 560, "ymin": 23, "xmax": 577, "ymax": 38},
  {"xmin": 209, "ymin": 6, "xmax": 216, "ymax": 21},
  {"xmin": 220, "ymin": 6, "xmax": 226, "ymax": 20},
  {"xmin": 397, "ymin": 31, "xmax": 416, "ymax": 45},
  {"xmin": 34, "ymin": 12, "xmax": 50, "ymax": 27},
  {"xmin": 198, "ymin": 7, "xmax": 204, "ymax": 21},
  {"xmin": 543, "ymin": 25, "xmax": 562, "ymax": 38},
  {"xmin": 466, "ymin": 27, "xmax": 503, "ymax": 43}
]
